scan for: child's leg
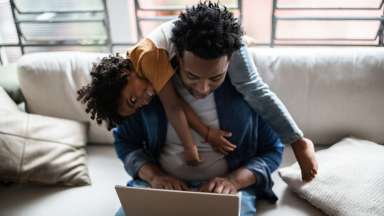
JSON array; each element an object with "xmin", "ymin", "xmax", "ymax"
[
  {"xmin": 291, "ymin": 138, "xmax": 318, "ymax": 181},
  {"xmin": 157, "ymin": 80, "xmax": 201, "ymax": 165},
  {"xmin": 228, "ymin": 44, "xmax": 318, "ymax": 181}
]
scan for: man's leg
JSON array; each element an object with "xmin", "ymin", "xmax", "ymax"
[
  {"xmin": 115, "ymin": 180, "xmax": 257, "ymax": 216},
  {"xmin": 239, "ymin": 188, "xmax": 257, "ymax": 216},
  {"xmin": 114, "ymin": 179, "xmax": 151, "ymax": 216},
  {"xmin": 115, "ymin": 207, "xmax": 125, "ymax": 216},
  {"xmin": 188, "ymin": 181, "xmax": 257, "ymax": 216}
]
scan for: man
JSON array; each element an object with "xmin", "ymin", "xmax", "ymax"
[
  {"xmin": 113, "ymin": 68, "xmax": 284, "ymax": 216},
  {"xmin": 76, "ymin": 2, "xmax": 312, "ymax": 215},
  {"xmin": 112, "ymin": 3, "xmax": 284, "ymax": 215}
]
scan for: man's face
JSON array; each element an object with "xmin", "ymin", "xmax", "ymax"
[{"xmin": 178, "ymin": 51, "xmax": 230, "ymax": 99}]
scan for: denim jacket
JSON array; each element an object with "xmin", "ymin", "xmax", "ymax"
[{"xmin": 113, "ymin": 76, "xmax": 284, "ymax": 202}]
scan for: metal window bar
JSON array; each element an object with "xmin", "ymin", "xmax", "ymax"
[
  {"xmin": 133, "ymin": 0, "xmax": 243, "ymax": 41},
  {"xmin": 270, "ymin": 0, "xmax": 384, "ymax": 47},
  {"xmin": 276, "ymin": 0, "xmax": 384, "ymax": 10},
  {"xmin": 0, "ymin": 0, "xmax": 112, "ymax": 55},
  {"xmin": 377, "ymin": 4, "xmax": 384, "ymax": 45},
  {"xmin": 102, "ymin": 0, "xmax": 112, "ymax": 52},
  {"xmin": 9, "ymin": 0, "xmax": 24, "ymax": 53}
]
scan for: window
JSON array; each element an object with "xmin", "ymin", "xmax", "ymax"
[{"xmin": 1, "ymin": 0, "xmax": 383, "ymax": 64}]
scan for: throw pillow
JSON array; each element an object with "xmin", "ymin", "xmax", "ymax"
[
  {"xmin": 279, "ymin": 137, "xmax": 384, "ymax": 216},
  {"xmin": 0, "ymin": 87, "xmax": 90, "ymax": 186}
]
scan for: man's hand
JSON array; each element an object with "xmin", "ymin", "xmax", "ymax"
[
  {"xmin": 200, "ymin": 168, "xmax": 257, "ymax": 194},
  {"xmin": 199, "ymin": 177, "xmax": 238, "ymax": 194},
  {"xmin": 205, "ymin": 127, "xmax": 236, "ymax": 155},
  {"xmin": 139, "ymin": 163, "xmax": 189, "ymax": 191},
  {"xmin": 150, "ymin": 175, "xmax": 189, "ymax": 191}
]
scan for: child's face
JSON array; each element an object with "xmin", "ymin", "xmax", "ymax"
[{"xmin": 118, "ymin": 71, "xmax": 154, "ymax": 116}]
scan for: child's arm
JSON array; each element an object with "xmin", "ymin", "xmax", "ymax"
[
  {"xmin": 229, "ymin": 44, "xmax": 318, "ymax": 181},
  {"xmin": 158, "ymin": 80, "xmax": 236, "ymax": 156},
  {"xmin": 228, "ymin": 44, "xmax": 303, "ymax": 145},
  {"xmin": 178, "ymin": 97, "xmax": 236, "ymax": 154},
  {"xmin": 157, "ymin": 80, "xmax": 201, "ymax": 165}
]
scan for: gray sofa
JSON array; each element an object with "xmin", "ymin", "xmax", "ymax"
[{"xmin": 1, "ymin": 47, "xmax": 383, "ymax": 216}]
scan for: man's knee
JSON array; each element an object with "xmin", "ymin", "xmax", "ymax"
[
  {"xmin": 240, "ymin": 189, "xmax": 257, "ymax": 216},
  {"xmin": 127, "ymin": 179, "xmax": 150, "ymax": 188},
  {"xmin": 115, "ymin": 207, "xmax": 125, "ymax": 216},
  {"xmin": 116, "ymin": 179, "xmax": 150, "ymax": 216}
]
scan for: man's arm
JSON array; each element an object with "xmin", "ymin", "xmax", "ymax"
[
  {"xmin": 113, "ymin": 112, "xmax": 189, "ymax": 190},
  {"xmin": 200, "ymin": 117, "xmax": 284, "ymax": 194},
  {"xmin": 113, "ymin": 113, "xmax": 154, "ymax": 178},
  {"xmin": 243, "ymin": 116, "xmax": 284, "ymax": 192}
]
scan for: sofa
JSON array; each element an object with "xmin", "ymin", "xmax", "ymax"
[{"xmin": 0, "ymin": 47, "xmax": 383, "ymax": 216}]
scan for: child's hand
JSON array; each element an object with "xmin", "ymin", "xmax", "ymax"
[
  {"xmin": 184, "ymin": 144, "xmax": 202, "ymax": 166},
  {"xmin": 205, "ymin": 127, "xmax": 236, "ymax": 154}
]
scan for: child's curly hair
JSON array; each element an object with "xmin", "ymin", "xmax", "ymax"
[{"xmin": 77, "ymin": 54, "xmax": 134, "ymax": 130}]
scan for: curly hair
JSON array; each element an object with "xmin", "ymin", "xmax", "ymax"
[
  {"xmin": 171, "ymin": 1, "xmax": 244, "ymax": 59},
  {"xmin": 77, "ymin": 54, "xmax": 133, "ymax": 130}
]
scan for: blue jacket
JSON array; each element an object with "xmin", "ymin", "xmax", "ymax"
[{"xmin": 113, "ymin": 76, "xmax": 284, "ymax": 202}]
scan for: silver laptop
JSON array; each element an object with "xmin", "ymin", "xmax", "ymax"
[{"xmin": 115, "ymin": 185, "xmax": 241, "ymax": 216}]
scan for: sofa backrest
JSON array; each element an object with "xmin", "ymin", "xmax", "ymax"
[
  {"xmin": 17, "ymin": 49, "xmax": 384, "ymax": 145},
  {"xmin": 17, "ymin": 52, "xmax": 113, "ymax": 144},
  {"xmin": 250, "ymin": 48, "xmax": 384, "ymax": 145}
]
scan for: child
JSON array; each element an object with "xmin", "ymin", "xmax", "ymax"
[
  {"xmin": 78, "ymin": 2, "xmax": 317, "ymax": 181},
  {"xmin": 78, "ymin": 54, "xmax": 235, "ymax": 166}
]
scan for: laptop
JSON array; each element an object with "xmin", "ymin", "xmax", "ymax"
[{"xmin": 115, "ymin": 185, "xmax": 241, "ymax": 216}]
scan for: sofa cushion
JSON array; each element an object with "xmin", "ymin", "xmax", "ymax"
[
  {"xmin": 0, "ymin": 145, "xmax": 128, "ymax": 216},
  {"xmin": 17, "ymin": 52, "xmax": 113, "ymax": 144},
  {"xmin": 0, "ymin": 87, "xmax": 90, "ymax": 186},
  {"xmin": 279, "ymin": 137, "xmax": 384, "ymax": 216},
  {"xmin": 0, "ymin": 145, "xmax": 325, "ymax": 216}
]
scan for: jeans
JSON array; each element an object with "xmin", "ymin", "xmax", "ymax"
[{"xmin": 115, "ymin": 179, "xmax": 257, "ymax": 216}]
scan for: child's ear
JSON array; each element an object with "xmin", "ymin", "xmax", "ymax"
[
  {"xmin": 120, "ymin": 68, "xmax": 131, "ymax": 76},
  {"xmin": 128, "ymin": 71, "xmax": 137, "ymax": 78}
]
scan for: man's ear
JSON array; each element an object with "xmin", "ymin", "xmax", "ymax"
[
  {"xmin": 176, "ymin": 54, "xmax": 184, "ymax": 72},
  {"xmin": 227, "ymin": 53, "xmax": 233, "ymax": 62},
  {"xmin": 225, "ymin": 54, "xmax": 232, "ymax": 71},
  {"xmin": 177, "ymin": 54, "xmax": 183, "ymax": 64}
]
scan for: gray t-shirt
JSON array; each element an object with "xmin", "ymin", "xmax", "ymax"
[{"xmin": 159, "ymin": 78, "xmax": 228, "ymax": 181}]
